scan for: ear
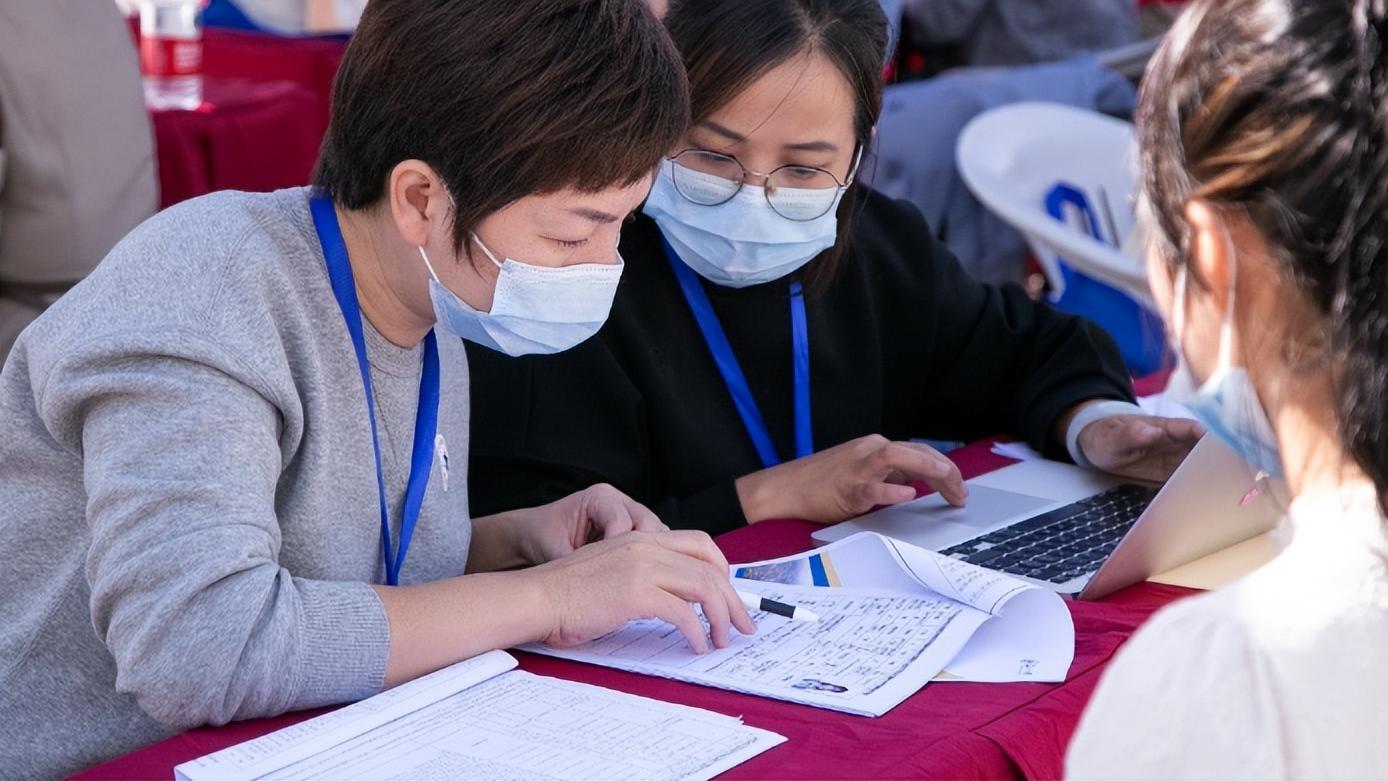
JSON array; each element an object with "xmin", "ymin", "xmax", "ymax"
[
  {"xmin": 386, "ymin": 160, "xmax": 448, "ymax": 249},
  {"xmin": 1183, "ymin": 199, "xmax": 1235, "ymax": 312}
]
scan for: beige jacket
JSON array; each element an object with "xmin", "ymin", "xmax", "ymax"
[{"xmin": 0, "ymin": 0, "xmax": 158, "ymax": 359}]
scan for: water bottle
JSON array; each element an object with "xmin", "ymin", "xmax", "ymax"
[{"xmin": 138, "ymin": 0, "xmax": 205, "ymax": 111}]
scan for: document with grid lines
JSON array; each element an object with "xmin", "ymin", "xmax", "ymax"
[{"xmin": 175, "ymin": 650, "xmax": 783, "ymax": 781}]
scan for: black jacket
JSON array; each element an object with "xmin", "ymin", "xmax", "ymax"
[{"xmin": 466, "ymin": 189, "xmax": 1133, "ymax": 534}]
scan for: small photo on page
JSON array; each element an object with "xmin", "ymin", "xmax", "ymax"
[
  {"xmin": 735, "ymin": 551, "xmax": 843, "ymax": 587},
  {"xmin": 734, "ymin": 559, "xmax": 811, "ymax": 585}
]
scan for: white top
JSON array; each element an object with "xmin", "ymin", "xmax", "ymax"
[{"xmin": 1067, "ymin": 482, "xmax": 1388, "ymax": 779}]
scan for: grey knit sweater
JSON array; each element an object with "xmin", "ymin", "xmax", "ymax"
[{"xmin": 0, "ymin": 188, "xmax": 473, "ymax": 779}]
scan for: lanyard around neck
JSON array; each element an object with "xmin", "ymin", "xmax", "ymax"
[
  {"xmin": 310, "ymin": 195, "xmax": 440, "ymax": 587},
  {"xmin": 660, "ymin": 234, "xmax": 812, "ymax": 469}
]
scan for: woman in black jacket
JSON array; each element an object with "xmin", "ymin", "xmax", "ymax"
[{"xmin": 467, "ymin": 0, "xmax": 1202, "ymax": 535}]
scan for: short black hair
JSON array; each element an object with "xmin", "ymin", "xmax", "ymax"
[{"xmin": 313, "ymin": 0, "xmax": 689, "ymax": 251}]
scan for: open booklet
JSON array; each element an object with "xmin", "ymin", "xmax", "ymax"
[
  {"xmin": 175, "ymin": 650, "xmax": 784, "ymax": 781},
  {"xmin": 731, "ymin": 532, "xmax": 1075, "ymax": 683},
  {"xmin": 525, "ymin": 533, "xmax": 1073, "ymax": 717}
]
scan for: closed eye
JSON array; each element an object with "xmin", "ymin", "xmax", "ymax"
[{"xmin": 554, "ymin": 238, "xmax": 590, "ymax": 249}]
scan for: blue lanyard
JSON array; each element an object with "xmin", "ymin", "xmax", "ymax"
[
  {"xmin": 310, "ymin": 195, "xmax": 440, "ymax": 587},
  {"xmin": 660, "ymin": 235, "xmax": 812, "ymax": 468}
]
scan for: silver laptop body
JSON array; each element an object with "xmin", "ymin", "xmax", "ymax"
[{"xmin": 810, "ymin": 435, "xmax": 1282, "ymax": 599}]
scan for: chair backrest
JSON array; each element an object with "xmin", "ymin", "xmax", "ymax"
[{"xmin": 955, "ymin": 101, "xmax": 1151, "ymax": 306}]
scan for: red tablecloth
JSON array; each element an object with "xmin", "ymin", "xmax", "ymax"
[
  {"xmin": 150, "ymin": 30, "xmax": 347, "ymax": 208},
  {"xmin": 201, "ymin": 29, "xmax": 347, "ymax": 133},
  {"xmin": 73, "ymin": 439, "xmax": 1194, "ymax": 781}
]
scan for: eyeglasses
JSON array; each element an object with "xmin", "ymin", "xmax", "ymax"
[{"xmin": 666, "ymin": 146, "xmax": 863, "ymax": 221}]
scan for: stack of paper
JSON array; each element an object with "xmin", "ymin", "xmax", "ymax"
[{"xmin": 175, "ymin": 650, "xmax": 783, "ymax": 781}]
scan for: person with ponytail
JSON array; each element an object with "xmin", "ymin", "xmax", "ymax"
[{"xmin": 1068, "ymin": 0, "xmax": 1388, "ymax": 776}]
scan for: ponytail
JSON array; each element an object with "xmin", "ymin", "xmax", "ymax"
[
  {"xmin": 1334, "ymin": 0, "xmax": 1388, "ymax": 515},
  {"xmin": 1138, "ymin": 0, "xmax": 1388, "ymax": 515}
]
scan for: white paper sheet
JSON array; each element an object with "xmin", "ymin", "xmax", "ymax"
[
  {"xmin": 176, "ymin": 650, "xmax": 517, "ymax": 781},
  {"xmin": 527, "ymin": 578, "xmax": 992, "ymax": 717},
  {"xmin": 990, "ymin": 441, "xmax": 1045, "ymax": 461},
  {"xmin": 175, "ymin": 653, "xmax": 782, "ymax": 781},
  {"xmin": 731, "ymin": 533, "xmax": 1075, "ymax": 683}
]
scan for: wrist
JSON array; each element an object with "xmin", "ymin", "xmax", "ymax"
[
  {"xmin": 735, "ymin": 468, "xmax": 784, "ymax": 523},
  {"xmin": 467, "ymin": 511, "xmax": 535, "ymax": 572},
  {"xmin": 1061, "ymin": 399, "xmax": 1146, "ymax": 468},
  {"xmin": 517, "ymin": 563, "xmax": 564, "ymax": 645}
]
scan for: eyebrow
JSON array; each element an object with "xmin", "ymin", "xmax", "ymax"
[
  {"xmin": 695, "ymin": 121, "xmax": 838, "ymax": 153},
  {"xmin": 567, "ymin": 207, "xmax": 623, "ymax": 224}
]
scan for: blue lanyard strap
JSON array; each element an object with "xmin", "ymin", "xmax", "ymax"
[
  {"xmin": 310, "ymin": 195, "xmax": 440, "ymax": 586},
  {"xmin": 660, "ymin": 234, "xmax": 812, "ymax": 469}
]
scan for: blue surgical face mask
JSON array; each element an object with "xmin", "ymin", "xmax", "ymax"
[
  {"xmin": 1164, "ymin": 253, "xmax": 1283, "ymax": 478},
  {"xmin": 641, "ymin": 160, "xmax": 845, "ymax": 288},
  {"xmin": 418, "ymin": 234, "xmax": 623, "ymax": 356}
]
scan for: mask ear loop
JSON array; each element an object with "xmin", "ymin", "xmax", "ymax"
[
  {"xmin": 1172, "ymin": 225, "xmax": 1240, "ymax": 369},
  {"xmin": 1218, "ymin": 225, "xmax": 1275, "ymax": 492},
  {"xmin": 1216, "ymin": 226, "xmax": 1238, "ymax": 370},
  {"xmin": 418, "ymin": 246, "xmax": 442, "ymax": 283},
  {"xmin": 1171, "ymin": 261, "xmax": 1190, "ymax": 350},
  {"xmin": 469, "ymin": 233, "xmax": 506, "ymax": 270},
  {"xmin": 419, "ymin": 185, "xmax": 466, "ymax": 284}
]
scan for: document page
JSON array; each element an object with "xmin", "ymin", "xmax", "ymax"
[
  {"xmin": 527, "ymin": 581, "xmax": 990, "ymax": 717},
  {"xmin": 177, "ymin": 655, "xmax": 783, "ymax": 781},
  {"xmin": 732, "ymin": 532, "xmax": 1075, "ymax": 683},
  {"xmin": 176, "ymin": 650, "xmax": 516, "ymax": 781},
  {"xmin": 261, "ymin": 672, "xmax": 782, "ymax": 781}
]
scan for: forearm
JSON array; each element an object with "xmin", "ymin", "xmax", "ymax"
[
  {"xmin": 654, "ymin": 479, "xmax": 751, "ymax": 533},
  {"xmin": 372, "ymin": 569, "xmax": 552, "ymax": 688}
]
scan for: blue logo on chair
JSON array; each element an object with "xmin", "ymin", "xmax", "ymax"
[{"xmin": 1044, "ymin": 182, "xmax": 1166, "ymax": 375}]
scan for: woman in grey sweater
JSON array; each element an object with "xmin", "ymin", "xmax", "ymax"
[{"xmin": 0, "ymin": 1, "xmax": 752, "ymax": 777}]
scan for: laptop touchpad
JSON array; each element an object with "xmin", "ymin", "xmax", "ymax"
[
  {"xmin": 834, "ymin": 485, "xmax": 1060, "ymax": 550},
  {"xmin": 909, "ymin": 485, "xmax": 1058, "ymax": 529}
]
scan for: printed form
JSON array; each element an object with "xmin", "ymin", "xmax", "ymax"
[
  {"xmin": 733, "ymin": 532, "xmax": 1076, "ymax": 683},
  {"xmin": 175, "ymin": 651, "xmax": 783, "ymax": 781},
  {"xmin": 529, "ymin": 533, "xmax": 1074, "ymax": 715}
]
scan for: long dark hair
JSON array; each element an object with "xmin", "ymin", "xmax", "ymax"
[
  {"xmin": 663, "ymin": 0, "xmax": 888, "ymax": 292},
  {"xmin": 1138, "ymin": 0, "xmax": 1388, "ymax": 514}
]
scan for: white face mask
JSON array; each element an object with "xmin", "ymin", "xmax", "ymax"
[
  {"xmin": 641, "ymin": 160, "xmax": 845, "ymax": 288},
  {"xmin": 1164, "ymin": 252, "xmax": 1283, "ymax": 478},
  {"xmin": 418, "ymin": 234, "xmax": 623, "ymax": 356}
]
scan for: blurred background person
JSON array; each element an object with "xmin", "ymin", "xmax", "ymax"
[{"xmin": 0, "ymin": 0, "xmax": 157, "ymax": 362}]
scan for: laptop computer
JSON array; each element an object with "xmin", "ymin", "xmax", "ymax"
[{"xmin": 810, "ymin": 435, "xmax": 1284, "ymax": 599}]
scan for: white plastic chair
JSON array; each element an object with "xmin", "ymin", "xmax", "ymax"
[{"xmin": 955, "ymin": 101, "xmax": 1153, "ymax": 307}]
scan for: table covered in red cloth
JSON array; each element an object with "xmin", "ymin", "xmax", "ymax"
[
  {"xmin": 149, "ymin": 30, "xmax": 347, "ymax": 208},
  {"xmin": 73, "ymin": 436, "xmax": 1193, "ymax": 781}
]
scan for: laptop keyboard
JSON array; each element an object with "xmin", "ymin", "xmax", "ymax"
[{"xmin": 940, "ymin": 483, "xmax": 1158, "ymax": 585}]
